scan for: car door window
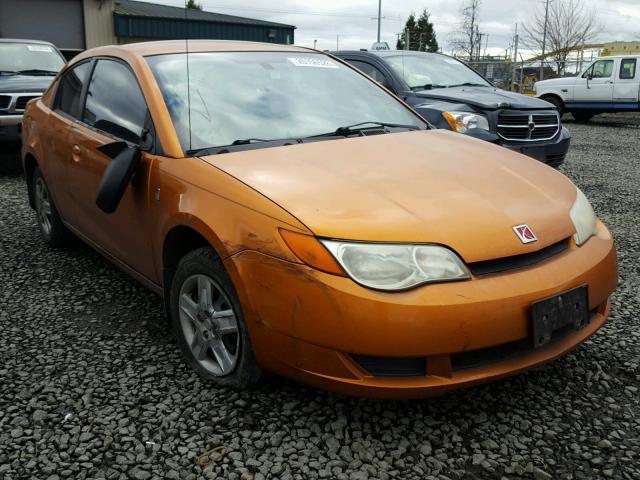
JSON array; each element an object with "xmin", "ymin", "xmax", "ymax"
[
  {"xmin": 584, "ymin": 60, "xmax": 614, "ymax": 79},
  {"xmin": 348, "ymin": 60, "xmax": 391, "ymax": 86},
  {"xmin": 55, "ymin": 62, "xmax": 92, "ymax": 119},
  {"xmin": 620, "ymin": 59, "xmax": 636, "ymax": 79},
  {"xmin": 83, "ymin": 59, "xmax": 148, "ymax": 144}
]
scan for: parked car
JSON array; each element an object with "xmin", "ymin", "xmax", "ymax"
[
  {"xmin": 535, "ymin": 55, "xmax": 640, "ymax": 122},
  {"xmin": 0, "ymin": 39, "xmax": 65, "ymax": 147},
  {"xmin": 334, "ymin": 50, "xmax": 571, "ymax": 168},
  {"xmin": 22, "ymin": 40, "xmax": 617, "ymax": 399}
]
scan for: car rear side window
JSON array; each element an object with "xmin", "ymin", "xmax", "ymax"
[
  {"xmin": 56, "ymin": 62, "xmax": 92, "ymax": 119},
  {"xmin": 620, "ymin": 59, "xmax": 636, "ymax": 79},
  {"xmin": 83, "ymin": 59, "xmax": 147, "ymax": 144}
]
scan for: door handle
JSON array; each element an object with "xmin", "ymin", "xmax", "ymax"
[{"xmin": 71, "ymin": 144, "xmax": 81, "ymax": 162}]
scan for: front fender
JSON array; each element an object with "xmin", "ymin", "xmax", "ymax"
[{"xmin": 150, "ymin": 155, "xmax": 311, "ymax": 282}]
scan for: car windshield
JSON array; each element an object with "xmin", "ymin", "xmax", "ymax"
[
  {"xmin": 384, "ymin": 54, "xmax": 492, "ymax": 90},
  {"xmin": 0, "ymin": 43, "xmax": 65, "ymax": 74},
  {"xmin": 146, "ymin": 51, "xmax": 425, "ymax": 152}
]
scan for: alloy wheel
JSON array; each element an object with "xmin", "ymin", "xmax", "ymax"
[
  {"xmin": 178, "ymin": 274, "xmax": 240, "ymax": 376},
  {"xmin": 35, "ymin": 177, "xmax": 53, "ymax": 237}
]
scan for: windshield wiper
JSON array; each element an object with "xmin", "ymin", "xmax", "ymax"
[
  {"xmin": 310, "ymin": 121, "xmax": 424, "ymax": 138},
  {"xmin": 231, "ymin": 138, "xmax": 269, "ymax": 145},
  {"xmin": 410, "ymin": 84, "xmax": 447, "ymax": 91},
  {"xmin": 0, "ymin": 70, "xmax": 19, "ymax": 76},
  {"xmin": 15, "ymin": 69, "xmax": 58, "ymax": 76},
  {"xmin": 446, "ymin": 82, "xmax": 489, "ymax": 88},
  {"xmin": 188, "ymin": 137, "xmax": 298, "ymax": 156}
]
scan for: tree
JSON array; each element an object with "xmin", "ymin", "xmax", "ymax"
[
  {"xmin": 186, "ymin": 0, "xmax": 202, "ymax": 10},
  {"xmin": 450, "ymin": 0, "xmax": 481, "ymax": 60},
  {"xmin": 522, "ymin": 0, "xmax": 601, "ymax": 76},
  {"xmin": 396, "ymin": 9, "xmax": 439, "ymax": 52}
]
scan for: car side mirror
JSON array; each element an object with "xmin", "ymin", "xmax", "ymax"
[
  {"xmin": 587, "ymin": 74, "xmax": 593, "ymax": 81},
  {"xmin": 95, "ymin": 141, "xmax": 141, "ymax": 214}
]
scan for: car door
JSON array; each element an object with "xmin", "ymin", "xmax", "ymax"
[
  {"xmin": 66, "ymin": 57, "xmax": 157, "ymax": 281},
  {"xmin": 613, "ymin": 58, "xmax": 639, "ymax": 110},
  {"xmin": 46, "ymin": 60, "xmax": 93, "ymax": 216},
  {"xmin": 573, "ymin": 59, "xmax": 615, "ymax": 105}
]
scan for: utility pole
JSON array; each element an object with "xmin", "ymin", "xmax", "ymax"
[
  {"xmin": 477, "ymin": 31, "xmax": 484, "ymax": 62},
  {"xmin": 377, "ymin": 0, "xmax": 382, "ymax": 43},
  {"xmin": 540, "ymin": 0, "xmax": 550, "ymax": 81},
  {"xmin": 512, "ymin": 23, "xmax": 519, "ymax": 91},
  {"xmin": 313, "ymin": 39, "xmax": 317, "ymax": 49},
  {"xmin": 405, "ymin": 28, "xmax": 410, "ymax": 50}
]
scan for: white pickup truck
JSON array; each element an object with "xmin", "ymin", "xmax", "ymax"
[{"xmin": 534, "ymin": 55, "xmax": 639, "ymax": 122}]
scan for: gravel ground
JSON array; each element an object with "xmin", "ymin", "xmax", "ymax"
[{"xmin": 1, "ymin": 115, "xmax": 639, "ymax": 480}]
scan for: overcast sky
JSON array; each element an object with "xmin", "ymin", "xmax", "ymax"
[{"xmin": 145, "ymin": 0, "xmax": 639, "ymax": 56}]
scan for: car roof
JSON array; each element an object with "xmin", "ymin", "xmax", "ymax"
[
  {"xmin": 0, "ymin": 38, "xmax": 57, "ymax": 46},
  {"xmin": 82, "ymin": 40, "xmax": 312, "ymax": 58},
  {"xmin": 334, "ymin": 50, "xmax": 441, "ymax": 58}
]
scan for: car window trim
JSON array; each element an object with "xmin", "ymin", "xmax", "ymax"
[
  {"xmin": 619, "ymin": 58, "xmax": 637, "ymax": 80},
  {"xmin": 78, "ymin": 56, "xmax": 158, "ymax": 152},
  {"xmin": 585, "ymin": 59, "xmax": 614, "ymax": 79},
  {"xmin": 52, "ymin": 58, "xmax": 95, "ymax": 121}
]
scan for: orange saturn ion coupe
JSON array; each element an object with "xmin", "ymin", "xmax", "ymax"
[{"xmin": 21, "ymin": 40, "xmax": 618, "ymax": 399}]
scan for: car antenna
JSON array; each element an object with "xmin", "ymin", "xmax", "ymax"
[{"xmin": 185, "ymin": 0, "xmax": 193, "ymax": 153}]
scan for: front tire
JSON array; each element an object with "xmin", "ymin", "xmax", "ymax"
[
  {"xmin": 169, "ymin": 247, "xmax": 262, "ymax": 388},
  {"xmin": 32, "ymin": 167, "xmax": 74, "ymax": 247},
  {"xmin": 573, "ymin": 112, "xmax": 594, "ymax": 123}
]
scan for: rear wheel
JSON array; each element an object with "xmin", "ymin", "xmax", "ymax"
[
  {"xmin": 169, "ymin": 247, "xmax": 262, "ymax": 388},
  {"xmin": 32, "ymin": 167, "xmax": 74, "ymax": 247},
  {"xmin": 573, "ymin": 112, "xmax": 594, "ymax": 123}
]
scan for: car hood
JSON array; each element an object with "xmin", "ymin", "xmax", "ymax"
[
  {"xmin": 535, "ymin": 77, "xmax": 575, "ymax": 87},
  {"xmin": 201, "ymin": 130, "xmax": 577, "ymax": 263},
  {"xmin": 0, "ymin": 74, "xmax": 54, "ymax": 93},
  {"xmin": 414, "ymin": 86, "xmax": 553, "ymax": 110}
]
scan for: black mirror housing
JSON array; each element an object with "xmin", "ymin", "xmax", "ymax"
[{"xmin": 95, "ymin": 142, "xmax": 141, "ymax": 214}]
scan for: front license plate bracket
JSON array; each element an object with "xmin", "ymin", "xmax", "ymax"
[{"xmin": 531, "ymin": 285, "xmax": 589, "ymax": 348}]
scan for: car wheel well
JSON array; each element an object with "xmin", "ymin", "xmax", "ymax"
[
  {"xmin": 23, "ymin": 154, "xmax": 39, "ymax": 209},
  {"xmin": 162, "ymin": 225, "xmax": 213, "ymax": 296},
  {"xmin": 540, "ymin": 94, "xmax": 565, "ymax": 113}
]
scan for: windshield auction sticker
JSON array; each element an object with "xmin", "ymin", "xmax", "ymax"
[
  {"xmin": 288, "ymin": 57, "xmax": 339, "ymax": 68},
  {"xmin": 27, "ymin": 45, "xmax": 54, "ymax": 52}
]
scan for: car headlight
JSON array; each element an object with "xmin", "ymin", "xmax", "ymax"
[
  {"xmin": 569, "ymin": 188, "xmax": 598, "ymax": 246},
  {"xmin": 442, "ymin": 111, "xmax": 490, "ymax": 133},
  {"xmin": 320, "ymin": 241, "xmax": 470, "ymax": 291}
]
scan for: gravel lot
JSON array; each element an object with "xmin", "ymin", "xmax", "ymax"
[{"xmin": 1, "ymin": 115, "xmax": 639, "ymax": 480}]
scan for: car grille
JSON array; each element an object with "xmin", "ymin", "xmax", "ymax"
[
  {"xmin": 351, "ymin": 354, "xmax": 427, "ymax": 377},
  {"xmin": 451, "ymin": 309, "xmax": 597, "ymax": 371},
  {"xmin": 0, "ymin": 95, "xmax": 11, "ymax": 109},
  {"xmin": 15, "ymin": 95, "xmax": 39, "ymax": 111},
  {"xmin": 497, "ymin": 111, "xmax": 560, "ymax": 142},
  {"xmin": 468, "ymin": 239, "xmax": 569, "ymax": 276}
]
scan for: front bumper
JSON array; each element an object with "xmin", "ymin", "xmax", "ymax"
[
  {"xmin": 467, "ymin": 126, "xmax": 571, "ymax": 168},
  {"xmin": 0, "ymin": 115, "xmax": 23, "ymax": 143},
  {"xmin": 227, "ymin": 221, "xmax": 617, "ymax": 399}
]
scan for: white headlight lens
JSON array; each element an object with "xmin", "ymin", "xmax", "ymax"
[
  {"xmin": 442, "ymin": 111, "xmax": 490, "ymax": 133},
  {"xmin": 569, "ymin": 188, "xmax": 598, "ymax": 246},
  {"xmin": 320, "ymin": 241, "xmax": 470, "ymax": 290}
]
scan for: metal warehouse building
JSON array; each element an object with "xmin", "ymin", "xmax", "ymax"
[{"xmin": 0, "ymin": 0, "xmax": 296, "ymax": 57}]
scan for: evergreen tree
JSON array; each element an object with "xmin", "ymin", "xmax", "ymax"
[
  {"xmin": 396, "ymin": 10, "xmax": 439, "ymax": 52},
  {"xmin": 186, "ymin": 0, "xmax": 203, "ymax": 10}
]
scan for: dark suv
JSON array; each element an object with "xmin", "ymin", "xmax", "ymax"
[
  {"xmin": 334, "ymin": 50, "xmax": 571, "ymax": 167},
  {"xmin": 1, "ymin": 39, "xmax": 65, "ymax": 150}
]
